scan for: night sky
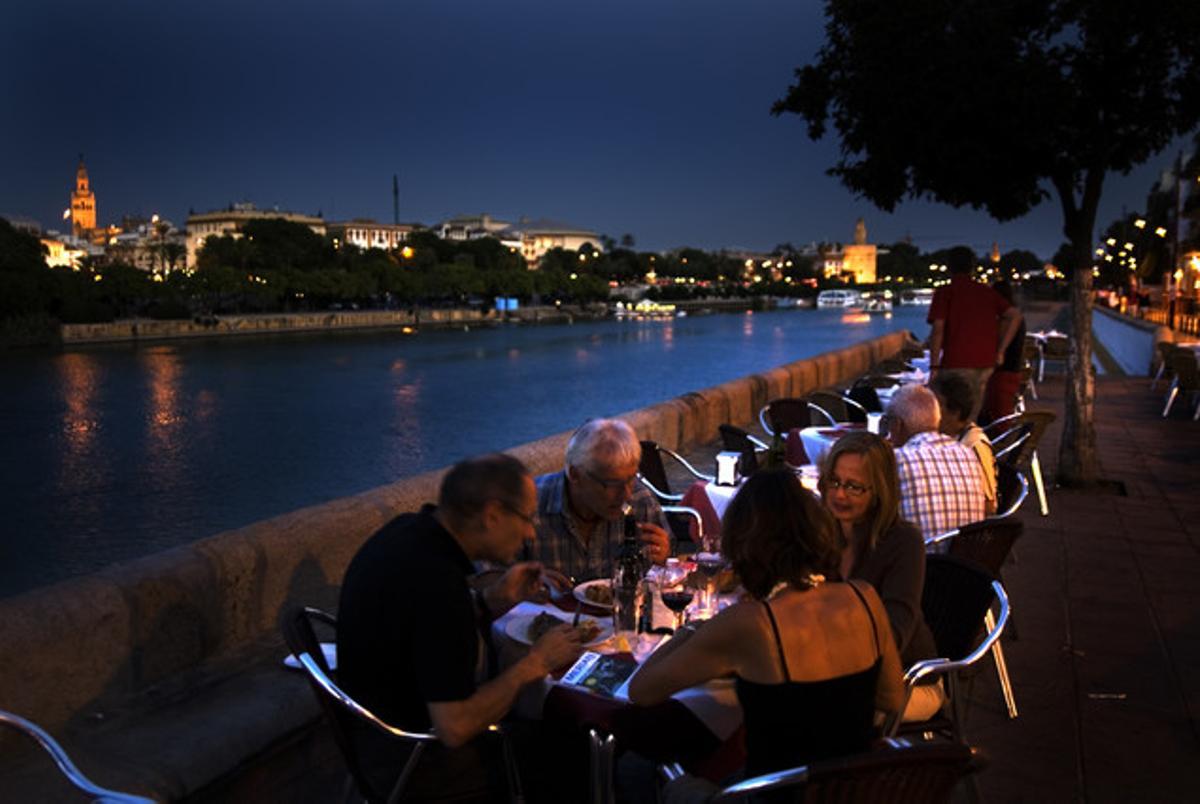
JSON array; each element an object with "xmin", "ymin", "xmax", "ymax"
[{"xmin": 1, "ymin": 0, "xmax": 1188, "ymax": 259}]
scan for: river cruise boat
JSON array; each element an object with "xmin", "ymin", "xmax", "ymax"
[
  {"xmin": 816, "ymin": 289, "xmax": 863, "ymax": 308},
  {"xmin": 899, "ymin": 288, "xmax": 935, "ymax": 306},
  {"xmin": 862, "ymin": 290, "xmax": 894, "ymax": 313}
]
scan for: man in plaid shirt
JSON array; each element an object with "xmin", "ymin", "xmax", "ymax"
[
  {"xmin": 523, "ymin": 418, "xmax": 671, "ymax": 581},
  {"xmin": 886, "ymin": 385, "xmax": 986, "ymax": 546}
]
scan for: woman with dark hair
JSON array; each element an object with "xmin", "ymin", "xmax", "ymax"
[
  {"xmin": 629, "ymin": 470, "xmax": 904, "ymax": 777},
  {"xmin": 819, "ymin": 431, "xmax": 943, "ymax": 721}
]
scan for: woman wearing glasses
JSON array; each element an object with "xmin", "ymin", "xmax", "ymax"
[{"xmin": 818, "ymin": 430, "xmax": 944, "ymax": 721}]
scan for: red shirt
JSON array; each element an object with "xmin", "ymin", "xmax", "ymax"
[{"xmin": 928, "ymin": 275, "xmax": 1012, "ymax": 369}]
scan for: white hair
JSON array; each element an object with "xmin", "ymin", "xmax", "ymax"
[
  {"xmin": 888, "ymin": 384, "xmax": 941, "ymax": 434},
  {"xmin": 565, "ymin": 418, "xmax": 642, "ymax": 472}
]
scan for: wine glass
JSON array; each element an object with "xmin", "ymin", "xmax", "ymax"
[
  {"xmin": 659, "ymin": 564, "xmax": 695, "ymax": 632},
  {"xmin": 692, "ymin": 550, "xmax": 727, "ymax": 616}
]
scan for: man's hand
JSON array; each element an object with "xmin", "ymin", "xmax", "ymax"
[
  {"xmin": 486, "ymin": 562, "xmax": 553, "ymax": 613},
  {"xmin": 528, "ymin": 624, "xmax": 583, "ymax": 675},
  {"xmin": 638, "ymin": 522, "xmax": 671, "ymax": 565}
]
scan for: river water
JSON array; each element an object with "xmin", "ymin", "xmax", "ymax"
[{"xmin": 0, "ymin": 307, "xmax": 927, "ymax": 598}]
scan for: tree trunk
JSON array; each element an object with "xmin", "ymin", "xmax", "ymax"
[{"xmin": 1055, "ymin": 168, "xmax": 1103, "ymax": 487}]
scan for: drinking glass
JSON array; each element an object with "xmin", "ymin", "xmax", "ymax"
[
  {"xmin": 692, "ymin": 551, "xmax": 727, "ymax": 616},
  {"xmin": 659, "ymin": 564, "xmax": 694, "ymax": 632}
]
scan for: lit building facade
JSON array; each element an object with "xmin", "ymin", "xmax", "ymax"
[
  {"xmin": 507, "ymin": 219, "xmax": 602, "ymax": 267},
  {"xmin": 821, "ymin": 218, "xmax": 877, "ymax": 283},
  {"xmin": 326, "ymin": 220, "xmax": 415, "ymax": 251},
  {"xmin": 185, "ymin": 203, "xmax": 326, "ymax": 268}
]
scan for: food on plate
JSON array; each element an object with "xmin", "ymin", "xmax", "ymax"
[
  {"xmin": 528, "ymin": 612, "xmax": 603, "ymax": 643},
  {"xmin": 583, "ymin": 582, "xmax": 613, "ymax": 606}
]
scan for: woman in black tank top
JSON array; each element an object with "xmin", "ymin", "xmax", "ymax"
[{"xmin": 629, "ymin": 471, "xmax": 904, "ymax": 778}]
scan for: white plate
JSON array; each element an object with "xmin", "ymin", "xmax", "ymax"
[
  {"xmin": 573, "ymin": 579, "xmax": 614, "ymax": 610},
  {"xmin": 505, "ymin": 612, "xmax": 612, "ymax": 647}
]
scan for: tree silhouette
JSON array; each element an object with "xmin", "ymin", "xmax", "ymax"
[{"xmin": 774, "ymin": 0, "xmax": 1200, "ymax": 485}]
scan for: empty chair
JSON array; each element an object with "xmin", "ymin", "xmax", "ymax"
[
  {"xmin": 806, "ymin": 390, "xmax": 853, "ymax": 424},
  {"xmin": 984, "ymin": 410, "xmax": 1055, "ymax": 516},
  {"xmin": 846, "ymin": 383, "xmax": 884, "ymax": 414},
  {"xmin": 1162, "ymin": 348, "xmax": 1200, "ymax": 419},
  {"xmin": 719, "ymin": 424, "xmax": 768, "ymax": 476},
  {"xmin": 1038, "ymin": 335, "xmax": 1070, "ymax": 381},
  {"xmin": 758, "ymin": 397, "xmax": 820, "ymax": 436},
  {"xmin": 887, "ymin": 555, "xmax": 1012, "ymax": 746},
  {"xmin": 638, "ymin": 440, "xmax": 713, "ymax": 502},
  {"xmin": 0, "ymin": 710, "xmax": 155, "ymax": 803},
  {"xmin": 1151, "ymin": 340, "xmax": 1177, "ymax": 390},
  {"xmin": 660, "ymin": 740, "xmax": 977, "ymax": 804},
  {"xmin": 283, "ymin": 607, "xmax": 524, "ymax": 804}
]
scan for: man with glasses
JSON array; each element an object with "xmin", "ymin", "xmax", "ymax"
[
  {"xmin": 525, "ymin": 418, "xmax": 671, "ymax": 581},
  {"xmin": 886, "ymin": 385, "xmax": 986, "ymax": 546},
  {"xmin": 338, "ymin": 454, "xmax": 584, "ymax": 801}
]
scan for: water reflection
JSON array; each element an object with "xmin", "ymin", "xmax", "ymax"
[
  {"xmin": 743, "ymin": 311, "xmax": 754, "ymax": 338},
  {"xmin": 142, "ymin": 349, "xmax": 187, "ymax": 490},
  {"xmin": 56, "ymin": 352, "xmax": 101, "ymax": 461}
]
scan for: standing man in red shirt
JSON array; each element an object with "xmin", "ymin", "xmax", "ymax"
[{"xmin": 927, "ymin": 247, "xmax": 1022, "ymax": 423}]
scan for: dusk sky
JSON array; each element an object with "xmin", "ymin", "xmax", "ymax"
[{"xmin": 2, "ymin": 0, "xmax": 1189, "ymax": 259}]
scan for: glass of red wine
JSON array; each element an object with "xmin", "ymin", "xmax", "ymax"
[{"xmin": 659, "ymin": 564, "xmax": 695, "ymax": 632}]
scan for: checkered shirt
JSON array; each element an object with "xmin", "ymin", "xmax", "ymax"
[
  {"xmin": 896, "ymin": 431, "xmax": 987, "ymax": 546},
  {"xmin": 522, "ymin": 470, "xmax": 670, "ymax": 581}
]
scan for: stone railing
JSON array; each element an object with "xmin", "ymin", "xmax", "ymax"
[{"xmin": 0, "ymin": 328, "xmax": 911, "ymax": 798}]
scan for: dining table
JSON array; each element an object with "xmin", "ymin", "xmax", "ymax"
[
  {"xmin": 491, "ymin": 581, "xmax": 747, "ymax": 779},
  {"xmin": 679, "ymin": 460, "xmax": 820, "ymax": 542}
]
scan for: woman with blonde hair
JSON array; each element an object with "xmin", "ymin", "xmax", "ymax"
[
  {"xmin": 629, "ymin": 469, "xmax": 904, "ymax": 777},
  {"xmin": 819, "ymin": 430, "xmax": 943, "ymax": 721}
]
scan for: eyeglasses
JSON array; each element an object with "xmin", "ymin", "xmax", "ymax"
[
  {"xmin": 500, "ymin": 500, "xmax": 539, "ymax": 527},
  {"xmin": 825, "ymin": 477, "xmax": 872, "ymax": 498},
  {"xmin": 585, "ymin": 468, "xmax": 639, "ymax": 492}
]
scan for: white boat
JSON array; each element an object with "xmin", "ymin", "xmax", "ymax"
[
  {"xmin": 899, "ymin": 288, "xmax": 934, "ymax": 306},
  {"xmin": 816, "ymin": 289, "xmax": 863, "ymax": 309},
  {"xmin": 864, "ymin": 296, "xmax": 893, "ymax": 313}
]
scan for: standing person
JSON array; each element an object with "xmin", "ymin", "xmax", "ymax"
[
  {"xmin": 928, "ymin": 246, "xmax": 1023, "ymax": 422},
  {"xmin": 525, "ymin": 418, "xmax": 671, "ymax": 581},
  {"xmin": 885, "ymin": 385, "xmax": 987, "ymax": 543},
  {"xmin": 338, "ymin": 454, "xmax": 584, "ymax": 803},
  {"xmin": 930, "ymin": 372, "xmax": 998, "ymax": 515},
  {"xmin": 818, "ymin": 432, "xmax": 944, "ymax": 721},
  {"xmin": 629, "ymin": 470, "xmax": 904, "ymax": 779},
  {"xmin": 981, "ymin": 279, "xmax": 1027, "ymax": 424}
]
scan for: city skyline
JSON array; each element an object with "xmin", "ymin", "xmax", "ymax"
[{"xmin": 2, "ymin": 0, "xmax": 1190, "ymax": 259}]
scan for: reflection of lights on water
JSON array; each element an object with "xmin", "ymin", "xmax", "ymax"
[
  {"xmin": 57, "ymin": 353, "xmax": 100, "ymax": 453},
  {"xmin": 841, "ymin": 313, "xmax": 871, "ymax": 324},
  {"xmin": 575, "ymin": 348, "xmax": 591, "ymax": 362},
  {"xmin": 391, "ymin": 359, "xmax": 406, "ymax": 372},
  {"xmin": 508, "ymin": 348, "xmax": 521, "ymax": 360}
]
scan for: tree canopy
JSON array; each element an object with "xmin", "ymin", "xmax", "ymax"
[{"xmin": 774, "ymin": 0, "xmax": 1200, "ymax": 485}]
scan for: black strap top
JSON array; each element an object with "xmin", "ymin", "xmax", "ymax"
[{"xmin": 735, "ymin": 582, "xmax": 883, "ymax": 777}]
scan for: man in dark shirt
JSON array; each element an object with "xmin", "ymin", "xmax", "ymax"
[
  {"xmin": 338, "ymin": 453, "xmax": 582, "ymax": 802},
  {"xmin": 928, "ymin": 247, "xmax": 1022, "ymax": 422}
]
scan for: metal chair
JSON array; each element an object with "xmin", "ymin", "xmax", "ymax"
[
  {"xmin": 846, "ymin": 383, "xmax": 884, "ymax": 414},
  {"xmin": 638, "ymin": 440, "xmax": 713, "ymax": 502},
  {"xmin": 874, "ymin": 357, "xmax": 915, "ymax": 373},
  {"xmin": 0, "ymin": 710, "xmax": 156, "ymax": 803},
  {"xmin": 892, "ymin": 554, "xmax": 1014, "ymax": 743},
  {"xmin": 758, "ymin": 397, "xmax": 825, "ymax": 435},
  {"xmin": 1038, "ymin": 335, "xmax": 1070, "ymax": 381},
  {"xmin": 806, "ymin": 390, "xmax": 853, "ymax": 424},
  {"xmin": 993, "ymin": 464, "xmax": 1029, "ymax": 520},
  {"xmin": 282, "ymin": 607, "xmax": 524, "ymax": 804},
  {"xmin": 588, "ymin": 729, "xmax": 616, "ymax": 804},
  {"xmin": 718, "ymin": 424, "xmax": 768, "ymax": 476},
  {"xmin": 1162, "ymin": 348, "xmax": 1200, "ymax": 419},
  {"xmin": 1150, "ymin": 340, "xmax": 1177, "ymax": 390},
  {"xmin": 660, "ymin": 740, "xmax": 977, "ymax": 803},
  {"xmin": 984, "ymin": 410, "xmax": 1055, "ymax": 516}
]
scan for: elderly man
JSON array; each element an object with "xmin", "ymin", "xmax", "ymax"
[
  {"xmin": 338, "ymin": 453, "xmax": 583, "ymax": 802},
  {"xmin": 886, "ymin": 384, "xmax": 987, "ymax": 543},
  {"xmin": 525, "ymin": 418, "xmax": 671, "ymax": 581}
]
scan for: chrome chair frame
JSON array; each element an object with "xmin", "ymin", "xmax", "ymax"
[
  {"xmin": 984, "ymin": 413, "xmax": 1052, "ymax": 517},
  {"xmin": 285, "ymin": 608, "xmax": 523, "ymax": 804},
  {"xmin": 0, "ymin": 710, "xmax": 156, "ymax": 803},
  {"xmin": 992, "ymin": 465, "xmax": 1029, "ymax": 520},
  {"xmin": 661, "ymin": 503, "xmax": 706, "ymax": 547},
  {"xmin": 588, "ymin": 729, "xmax": 616, "ymax": 804},
  {"xmin": 636, "ymin": 444, "xmax": 713, "ymax": 503}
]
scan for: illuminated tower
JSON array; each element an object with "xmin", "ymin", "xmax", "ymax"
[{"xmin": 70, "ymin": 155, "xmax": 96, "ymax": 237}]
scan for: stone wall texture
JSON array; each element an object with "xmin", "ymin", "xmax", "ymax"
[{"xmin": 0, "ymin": 328, "xmax": 910, "ymax": 797}]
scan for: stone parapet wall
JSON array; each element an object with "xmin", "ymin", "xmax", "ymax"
[
  {"xmin": 1093, "ymin": 306, "xmax": 1172, "ymax": 376},
  {"xmin": 0, "ymin": 328, "xmax": 910, "ymax": 798},
  {"xmin": 58, "ymin": 308, "xmax": 495, "ymax": 345}
]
